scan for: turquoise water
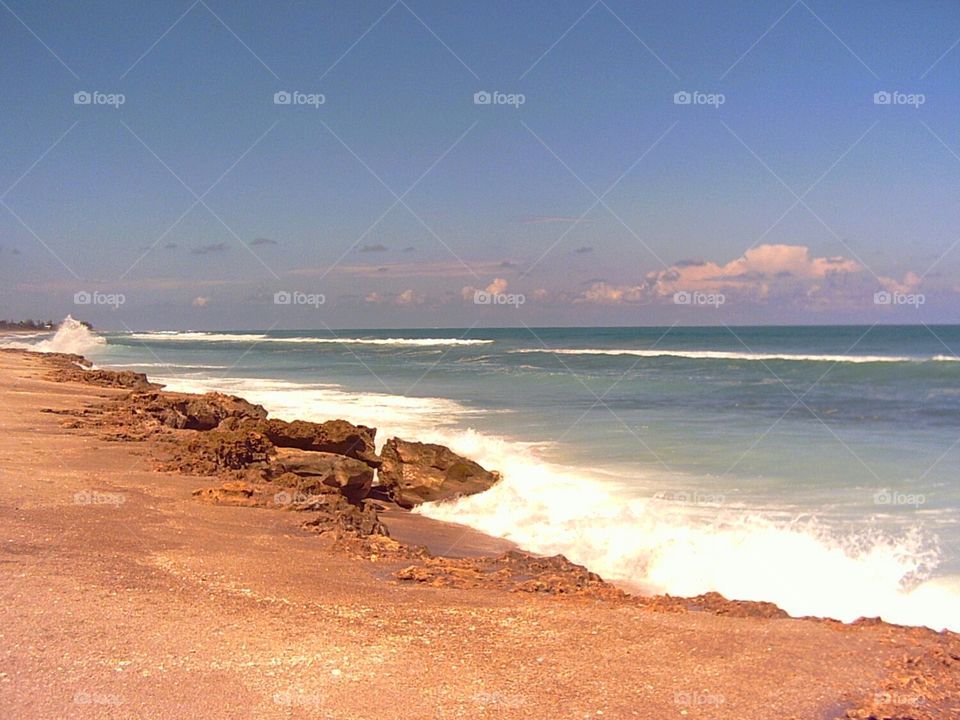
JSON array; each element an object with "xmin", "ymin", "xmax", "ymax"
[{"xmin": 10, "ymin": 322, "xmax": 959, "ymax": 629}]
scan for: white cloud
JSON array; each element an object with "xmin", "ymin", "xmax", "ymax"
[
  {"xmin": 461, "ymin": 277, "xmax": 509, "ymax": 301},
  {"xmin": 395, "ymin": 289, "xmax": 422, "ymax": 306},
  {"xmin": 878, "ymin": 271, "xmax": 921, "ymax": 294},
  {"xmin": 576, "ymin": 282, "xmax": 647, "ymax": 305},
  {"xmin": 574, "ymin": 244, "xmax": 899, "ymax": 307},
  {"xmin": 647, "ymin": 244, "xmax": 861, "ymax": 297}
]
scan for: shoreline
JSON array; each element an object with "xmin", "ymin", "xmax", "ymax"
[
  {"xmin": 1, "ymin": 347, "xmax": 958, "ymax": 718},
  {"xmin": 11, "ymin": 344, "xmax": 958, "ymax": 616}
]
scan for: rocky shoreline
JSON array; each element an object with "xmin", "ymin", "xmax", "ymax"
[
  {"xmin": 38, "ymin": 349, "xmax": 625, "ymax": 597},
  {"xmin": 8, "ymin": 347, "xmax": 960, "ymax": 719}
]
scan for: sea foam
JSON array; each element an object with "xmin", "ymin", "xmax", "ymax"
[
  {"xmin": 511, "ymin": 348, "xmax": 959, "ymax": 363},
  {"xmin": 127, "ymin": 331, "xmax": 492, "ymax": 347},
  {"xmin": 0, "ymin": 316, "xmax": 106, "ymax": 355}
]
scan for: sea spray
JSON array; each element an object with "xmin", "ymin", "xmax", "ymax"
[
  {"xmin": 0, "ymin": 316, "xmax": 106, "ymax": 355},
  {"xmin": 417, "ymin": 437, "xmax": 958, "ymax": 631}
]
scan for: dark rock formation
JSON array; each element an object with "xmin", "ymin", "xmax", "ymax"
[
  {"xmin": 301, "ymin": 494, "xmax": 388, "ymax": 538},
  {"xmin": 269, "ymin": 449, "xmax": 374, "ymax": 505},
  {"xmin": 377, "ymin": 437, "xmax": 500, "ymax": 508},
  {"xmin": 219, "ymin": 417, "xmax": 379, "ymax": 468},
  {"xmin": 131, "ymin": 391, "xmax": 267, "ymax": 431},
  {"xmin": 50, "ymin": 366, "xmax": 157, "ymax": 390},
  {"xmin": 165, "ymin": 429, "xmax": 274, "ymax": 475}
]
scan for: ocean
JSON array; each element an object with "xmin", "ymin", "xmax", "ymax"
[{"xmin": 8, "ymin": 319, "xmax": 959, "ymax": 631}]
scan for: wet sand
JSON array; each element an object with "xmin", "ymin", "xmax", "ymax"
[{"xmin": 0, "ymin": 349, "xmax": 956, "ymax": 719}]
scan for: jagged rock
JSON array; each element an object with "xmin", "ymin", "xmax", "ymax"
[
  {"xmin": 377, "ymin": 437, "xmax": 500, "ymax": 508},
  {"xmin": 639, "ymin": 591, "xmax": 789, "ymax": 619},
  {"xmin": 301, "ymin": 495, "xmax": 389, "ymax": 537},
  {"xmin": 394, "ymin": 550, "xmax": 627, "ymax": 600},
  {"xmin": 219, "ymin": 417, "xmax": 379, "ymax": 467},
  {"xmin": 192, "ymin": 481, "xmax": 263, "ymax": 507},
  {"xmin": 131, "ymin": 391, "xmax": 267, "ymax": 431},
  {"xmin": 48, "ymin": 366, "xmax": 158, "ymax": 390},
  {"xmin": 165, "ymin": 430, "xmax": 274, "ymax": 475},
  {"xmin": 269, "ymin": 449, "xmax": 373, "ymax": 504}
]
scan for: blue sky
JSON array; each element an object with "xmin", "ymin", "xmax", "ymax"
[{"xmin": 1, "ymin": 0, "xmax": 959, "ymax": 328}]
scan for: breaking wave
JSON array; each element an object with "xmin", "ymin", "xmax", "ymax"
[
  {"xmin": 511, "ymin": 348, "xmax": 959, "ymax": 363},
  {"xmin": 0, "ymin": 316, "xmax": 106, "ymax": 355},
  {"xmin": 126, "ymin": 331, "xmax": 493, "ymax": 347}
]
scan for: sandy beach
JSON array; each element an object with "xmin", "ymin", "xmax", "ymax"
[{"xmin": 0, "ymin": 348, "xmax": 957, "ymax": 720}]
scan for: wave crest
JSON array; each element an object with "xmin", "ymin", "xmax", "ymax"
[
  {"xmin": 511, "ymin": 348, "xmax": 958, "ymax": 363},
  {"xmin": 126, "ymin": 331, "xmax": 493, "ymax": 347},
  {"xmin": 1, "ymin": 316, "xmax": 105, "ymax": 355}
]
